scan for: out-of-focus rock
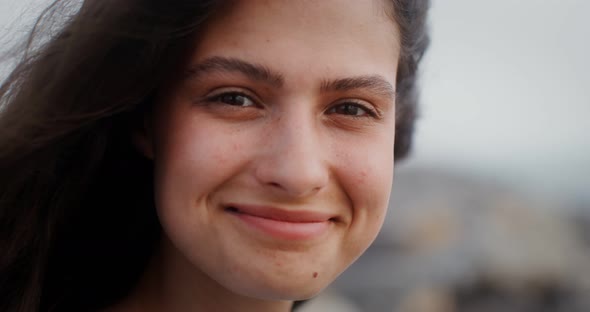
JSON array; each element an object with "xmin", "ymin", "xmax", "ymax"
[{"xmin": 395, "ymin": 287, "xmax": 455, "ymax": 312}]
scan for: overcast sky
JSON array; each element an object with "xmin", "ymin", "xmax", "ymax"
[
  {"xmin": 1, "ymin": 0, "xmax": 589, "ymax": 203},
  {"xmin": 411, "ymin": 0, "xmax": 590, "ymax": 203}
]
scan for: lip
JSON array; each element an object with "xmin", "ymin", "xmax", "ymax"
[{"xmin": 225, "ymin": 204, "xmax": 335, "ymax": 240}]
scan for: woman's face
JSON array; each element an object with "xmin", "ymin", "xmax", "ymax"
[{"xmin": 146, "ymin": 0, "xmax": 400, "ymax": 301}]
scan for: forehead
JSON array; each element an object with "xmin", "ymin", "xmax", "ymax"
[
  {"xmin": 210, "ymin": 0, "xmax": 397, "ymax": 34},
  {"xmin": 191, "ymin": 0, "xmax": 401, "ymax": 84}
]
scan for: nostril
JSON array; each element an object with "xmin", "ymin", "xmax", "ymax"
[
  {"xmin": 225, "ymin": 206, "xmax": 239, "ymax": 213},
  {"xmin": 268, "ymin": 182, "xmax": 281, "ymax": 188}
]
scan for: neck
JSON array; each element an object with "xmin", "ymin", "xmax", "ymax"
[{"xmin": 108, "ymin": 237, "xmax": 294, "ymax": 312}]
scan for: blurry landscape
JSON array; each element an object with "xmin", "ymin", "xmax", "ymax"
[{"xmin": 2, "ymin": 0, "xmax": 589, "ymax": 311}]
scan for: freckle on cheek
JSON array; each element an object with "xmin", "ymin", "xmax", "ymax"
[
  {"xmin": 313, "ymin": 272, "xmax": 318, "ymax": 278},
  {"xmin": 214, "ymin": 153, "xmax": 226, "ymax": 165},
  {"xmin": 357, "ymin": 171, "xmax": 368, "ymax": 184}
]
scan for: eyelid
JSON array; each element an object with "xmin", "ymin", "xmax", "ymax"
[
  {"xmin": 329, "ymin": 98, "xmax": 382, "ymax": 118},
  {"xmin": 203, "ymin": 87, "xmax": 263, "ymax": 106}
]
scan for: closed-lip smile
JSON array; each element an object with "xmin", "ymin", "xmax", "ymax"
[{"xmin": 225, "ymin": 204, "xmax": 335, "ymax": 240}]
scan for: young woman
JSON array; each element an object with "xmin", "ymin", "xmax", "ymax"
[{"xmin": 0, "ymin": 0, "xmax": 429, "ymax": 311}]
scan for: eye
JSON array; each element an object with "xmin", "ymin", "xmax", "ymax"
[
  {"xmin": 208, "ymin": 91, "xmax": 256, "ymax": 107},
  {"xmin": 327, "ymin": 102, "xmax": 377, "ymax": 117}
]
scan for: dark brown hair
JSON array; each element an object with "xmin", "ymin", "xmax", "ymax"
[{"xmin": 0, "ymin": 1, "xmax": 429, "ymax": 311}]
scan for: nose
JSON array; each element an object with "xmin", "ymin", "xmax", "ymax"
[{"xmin": 254, "ymin": 113, "xmax": 329, "ymax": 199}]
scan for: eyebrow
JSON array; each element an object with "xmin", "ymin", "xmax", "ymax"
[
  {"xmin": 185, "ymin": 56, "xmax": 395, "ymax": 100},
  {"xmin": 320, "ymin": 76, "xmax": 396, "ymax": 100},
  {"xmin": 185, "ymin": 56, "xmax": 284, "ymax": 87}
]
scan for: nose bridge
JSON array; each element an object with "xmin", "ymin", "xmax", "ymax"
[
  {"xmin": 277, "ymin": 110, "xmax": 317, "ymax": 159},
  {"xmin": 256, "ymin": 107, "xmax": 328, "ymax": 198}
]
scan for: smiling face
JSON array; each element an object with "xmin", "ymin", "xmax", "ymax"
[{"xmin": 144, "ymin": 0, "xmax": 400, "ymax": 302}]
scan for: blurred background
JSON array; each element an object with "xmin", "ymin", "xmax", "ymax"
[
  {"xmin": 303, "ymin": 1, "xmax": 590, "ymax": 311},
  {"xmin": 1, "ymin": 0, "xmax": 589, "ymax": 311}
]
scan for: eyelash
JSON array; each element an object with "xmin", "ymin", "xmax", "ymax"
[
  {"xmin": 205, "ymin": 90, "xmax": 260, "ymax": 108},
  {"xmin": 326, "ymin": 100, "xmax": 379, "ymax": 118},
  {"xmin": 204, "ymin": 90, "xmax": 379, "ymax": 118}
]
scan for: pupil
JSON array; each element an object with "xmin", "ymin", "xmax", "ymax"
[
  {"xmin": 222, "ymin": 94, "xmax": 245, "ymax": 106},
  {"xmin": 341, "ymin": 104, "xmax": 358, "ymax": 115}
]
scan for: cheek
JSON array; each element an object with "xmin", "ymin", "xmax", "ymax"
[
  {"xmin": 336, "ymin": 133, "xmax": 394, "ymax": 251},
  {"xmin": 345, "ymin": 134, "xmax": 394, "ymax": 206},
  {"xmin": 151, "ymin": 113, "xmax": 250, "ymax": 217},
  {"xmin": 150, "ymin": 113, "xmax": 256, "ymax": 257},
  {"xmin": 155, "ymin": 114, "xmax": 241, "ymax": 176}
]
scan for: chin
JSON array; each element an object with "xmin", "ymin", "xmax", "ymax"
[
  {"xmin": 223, "ymin": 272, "xmax": 332, "ymax": 302},
  {"xmin": 272, "ymin": 282, "xmax": 327, "ymax": 301},
  {"xmin": 254, "ymin": 285, "xmax": 326, "ymax": 302}
]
